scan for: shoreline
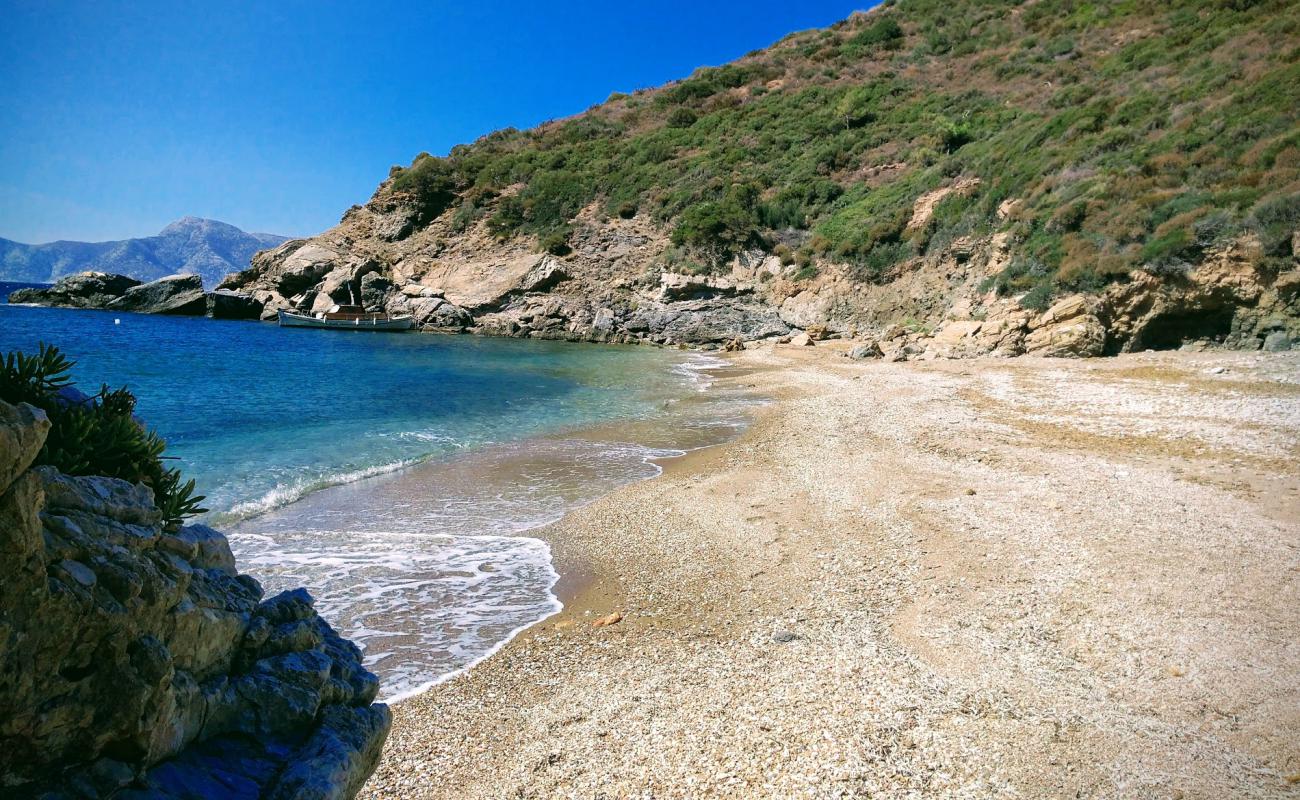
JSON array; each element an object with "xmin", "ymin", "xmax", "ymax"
[
  {"xmin": 362, "ymin": 344, "xmax": 1300, "ymax": 799},
  {"xmin": 221, "ymin": 346, "xmax": 761, "ymax": 702}
]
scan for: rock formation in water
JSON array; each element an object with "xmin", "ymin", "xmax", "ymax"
[
  {"xmin": 9, "ymin": 272, "xmax": 266, "ymax": 320},
  {"xmin": 215, "ymin": 1, "xmax": 1298, "ymax": 356},
  {"xmin": 0, "ymin": 399, "xmax": 391, "ymax": 798}
]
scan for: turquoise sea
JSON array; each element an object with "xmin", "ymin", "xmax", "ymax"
[{"xmin": 0, "ymin": 298, "xmax": 755, "ymax": 699}]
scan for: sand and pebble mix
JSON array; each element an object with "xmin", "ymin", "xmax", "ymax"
[{"xmin": 361, "ymin": 345, "xmax": 1300, "ymax": 799}]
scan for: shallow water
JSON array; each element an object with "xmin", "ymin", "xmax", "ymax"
[{"xmin": 0, "ymin": 304, "xmax": 758, "ymax": 699}]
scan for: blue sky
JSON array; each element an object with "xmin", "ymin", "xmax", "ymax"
[{"xmin": 0, "ymin": 1, "xmax": 872, "ymax": 244}]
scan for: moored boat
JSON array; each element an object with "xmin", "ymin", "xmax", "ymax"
[{"xmin": 277, "ymin": 305, "xmax": 414, "ymax": 332}]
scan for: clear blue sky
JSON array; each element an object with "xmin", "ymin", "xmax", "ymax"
[{"xmin": 0, "ymin": 0, "xmax": 873, "ymax": 244}]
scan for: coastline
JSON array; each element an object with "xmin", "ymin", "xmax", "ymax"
[
  {"xmin": 219, "ymin": 346, "xmax": 760, "ymax": 702},
  {"xmin": 361, "ymin": 343, "xmax": 1300, "ymax": 799}
]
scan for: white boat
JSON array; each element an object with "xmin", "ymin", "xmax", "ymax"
[{"xmin": 277, "ymin": 305, "xmax": 414, "ymax": 332}]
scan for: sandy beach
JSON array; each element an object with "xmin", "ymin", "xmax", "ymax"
[{"xmin": 360, "ymin": 345, "xmax": 1300, "ymax": 799}]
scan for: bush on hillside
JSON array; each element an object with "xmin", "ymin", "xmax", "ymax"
[
  {"xmin": 390, "ymin": 153, "xmax": 460, "ymax": 219},
  {"xmin": 849, "ymin": 17, "xmax": 904, "ymax": 50},
  {"xmin": 672, "ymin": 184, "xmax": 762, "ymax": 265}
]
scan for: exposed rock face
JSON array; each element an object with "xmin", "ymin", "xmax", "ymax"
[
  {"xmin": 8, "ymin": 272, "xmax": 265, "ymax": 320},
  {"xmin": 107, "ymin": 273, "xmax": 208, "ymax": 315},
  {"xmin": 206, "ymin": 289, "xmax": 266, "ymax": 320},
  {"xmin": 9, "ymin": 271, "xmax": 141, "ymax": 308},
  {"xmin": 856, "ymin": 240, "xmax": 1300, "ymax": 362},
  {"xmin": 215, "ymin": 182, "xmax": 1298, "ymax": 356},
  {"xmin": 0, "ymin": 400, "xmax": 390, "ymax": 798}
]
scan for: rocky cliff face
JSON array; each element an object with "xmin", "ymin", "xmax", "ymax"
[
  {"xmin": 0, "ymin": 399, "xmax": 390, "ymax": 798},
  {"xmin": 217, "ymin": 188, "xmax": 1299, "ymax": 357}
]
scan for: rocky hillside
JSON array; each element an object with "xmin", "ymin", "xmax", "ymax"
[
  {"xmin": 0, "ymin": 218, "xmax": 289, "ymax": 289},
  {"xmin": 0, "ymin": 357, "xmax": 389, "ymax": 798},
  {"xmin": 223, "ymin": 0, "xmax": 1300, "ymax": 355}
]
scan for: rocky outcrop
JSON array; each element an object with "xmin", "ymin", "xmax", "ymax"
[
  {"xmin": 9, "ymin": 272, "xmax": 141, "ymax": 308},
  {"xmin": 107, "ymin": 273, "xmax": 208, "ymax": 315},
  {"xmin": 8, "ymin": 272, "xmax": 265, "ymax": 320},
  {"xmin": 839, "ymin": 237, "xmax": 1299, "ymax": 362},
  {"xmin": 0, "ymin": 400, "xmax": 390, "ymax": 798},
  {"xmin": 207, "ymin": 289, "xmax": 267, "ymax": 320}
]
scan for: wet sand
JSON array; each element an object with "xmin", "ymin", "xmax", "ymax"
[{"xmin": 361, "ymin": 345, "xmax": 1300, "ymax": 799}]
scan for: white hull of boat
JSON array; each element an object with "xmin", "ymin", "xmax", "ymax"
[{"xmin": 277, "ymin": 309, "xmax": 415, "ymax": 331}]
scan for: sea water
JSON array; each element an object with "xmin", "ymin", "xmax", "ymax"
[{"xmin": 0, "ymin": 301, "xmax": 756, "ymax": 699}]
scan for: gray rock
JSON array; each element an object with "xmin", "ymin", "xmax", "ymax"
[
  {"xmin": 267, "ymin": 242, "xmax": 340, "ymax": 297},
  {"xmin": 360, "ymin": 272, "xmax": 396, "ymax": 310},
  {"xmin": 772, "ymin": 629, "xmax": 798, "ymax": 643},
  {"xmin": 626, "ymin": 300, "xmax": 791, "ymax": 344},
  {"xmin": 8, "ymin": 271, "xmax": 141, "ymax": 308},
  {"xmin": 1262, "ymin": 331, "xmax": 1292, "ymax": 352},
  {"xmin": 415, "ymin": 298, "xmax": 472, "ymax": 330},
  {"xmin": 57, "ymin": 558, "xmax": 97, "ymax": 587},
  {"xmin": 266, "ymin": 704, "xmax": 393, "ymax": 800},
  {"xmin": 206, "ymin": 289, "xmax": 264, "ymax": 320},
  {"xmin": 174, "ymin": 524, "xmax": 238, "ymax": 574},
  {"xmin": 519, "ymin": 257, "xmax": 571, "ymax": 293},
  {"xmin": 848, "ymin": 341, "xmax": 882, "ymax": 360},
  {"xmin": 38, "ymin": 467, "xmax": 162, "ymax": 526},
  {"xmin": 372, "ymin": 208, "xmax": 417, "ymax": 242},
  {"xmin": 658, "ymin": 272, "xmax": 753, "ymax": 301},
  {"xmin": 108, "ymin": 274, "xmax": 208, "ymax": 315},
  {"xmin": 0, "ymin": 456, "xmax": 389, "ymax": 798}
]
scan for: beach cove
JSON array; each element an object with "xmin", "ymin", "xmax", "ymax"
[
  {"xmin": 363, "ymin": 344, "xmax": 1300, "ymax": 799},
  {"xmin": 0, "ymin": 303, "xmax": 760, "ymax": 702}
]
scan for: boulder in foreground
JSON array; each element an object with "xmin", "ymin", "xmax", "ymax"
[{"xmin": 0, "ymin": 398, "xmax": 391, "ymax": 798}]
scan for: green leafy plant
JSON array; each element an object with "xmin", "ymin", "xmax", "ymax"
[
  {"xmin": 0, "ymin": 343, "xmax": 74, "ymax": 405},
  {"xmin": 1, "ymin": 344, "xmax": 207, "ymax": 530}
]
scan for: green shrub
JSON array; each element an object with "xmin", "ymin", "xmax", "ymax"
[
  {"xmin": 1019, "ymin": 282, "xmax": 1055, "ymax": 311},
  {"xmin": 538, "ymin": 227, "xmax": 573, "ymax": 256},
  {"xmin": 1, "ymin": 345, "xmax": 207, "ymax": 530},
  {"xmin": 390, "ymin": 153, "xmax": 460, "ymax": 219},
  {"xmin": 850, "ymin": 17, "xmax": 904, "ymax": 50},
  {"xmin": 1249, "ymin": 192, "xmax": 1300, "ymax": 256},
  {"xmin": 364, "ymin": 0, "xmax": 1298, "ymax": 298},
  {"xmin": 667, "ymin": 107, "xmax": 699, "ymax": 128},
  {"xmin": 672, "ymin": 184, "xmax": 762, "ymax": 264}
]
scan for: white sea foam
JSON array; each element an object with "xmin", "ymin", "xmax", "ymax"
[
  {"xmin": 673, "ymin": 352, "xmax": 731, "ymax": 391},
  {"xmin": 228, "ymin": 436, "xmax": 695, "ymax": 701},
  {"xmin": 225, "ymin": 352, "xmax": 758, "ymax": 703},
  {"xmin": 233, "ymin": 528, "xmax": 563, "ymax": 701},
  {"xmin": 215, "ymin": 458, "xmax": 426, "ymax": 524}
]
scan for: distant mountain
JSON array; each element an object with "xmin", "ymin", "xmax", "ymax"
[{"xmin": 0, "ymin": 218, "xmax": 291, "ymax": 288}]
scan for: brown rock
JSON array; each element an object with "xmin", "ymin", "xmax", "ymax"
[{"xmin": 0, "ymin": 401, "xmax": 50, "ymax": 495}]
